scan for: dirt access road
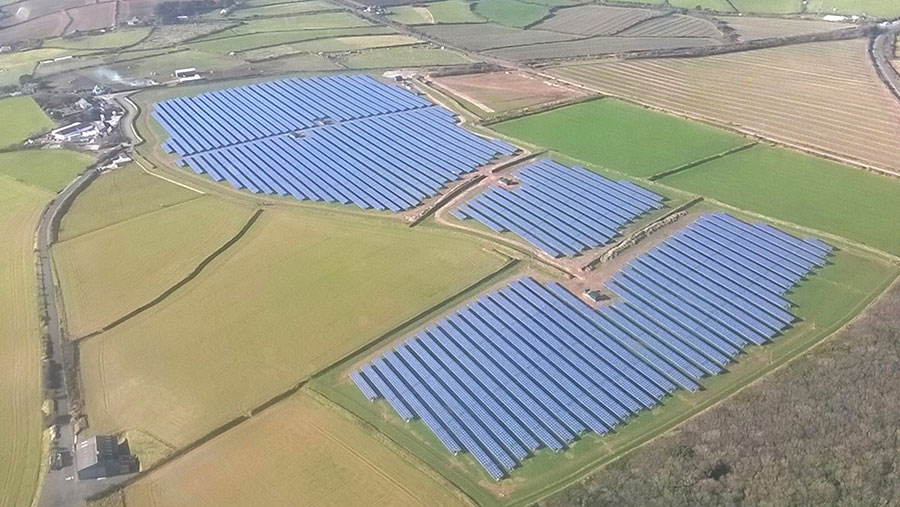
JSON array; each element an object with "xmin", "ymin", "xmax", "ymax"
[{"xmin": 37, "ymin": 167, "xmax": 135, "ymax": 507}]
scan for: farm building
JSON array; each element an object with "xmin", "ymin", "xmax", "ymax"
[{"xmin": 75, "ymin": 435, "xmax": 137, "ymax": 480}]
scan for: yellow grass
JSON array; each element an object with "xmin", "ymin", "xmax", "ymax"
[
  {"xmin": 80, "ymin": 207, "xmax": 506, "ymax": 448},
  {"xmin": 59, "ymin": 164, "xmax": 201, "ymax": 241},
  {"xmin": 123, "ymin": 391, "xmax": 469, "ymax": 507},
  {"xmin": 0, "ymin": 176, "xmax": 50, "ymax": 507},
  {"xmin": 54, "ymin": 196, "xmax": 254, "ymax": 338}
]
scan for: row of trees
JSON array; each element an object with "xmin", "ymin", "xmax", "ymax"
[{"xmin": 545, "ymin": 282, "xmax": 900, "ymax": 507}]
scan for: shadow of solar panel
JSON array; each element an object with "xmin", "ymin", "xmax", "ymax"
[
  {"xmin": 453, "ymin": 159, "xmax": 664, "ymax": 257},
  {"xmin": 351, "ymin": 214, "xmax": 831, "ymax": 479},
  {"xmin": 153, "ymin": 75, "xmax": 517, "ymax": 211}
]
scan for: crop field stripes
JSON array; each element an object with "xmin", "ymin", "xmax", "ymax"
[
  {"xmin": 548, "ymin": 39, "xmax": 900, "ymax": 176},
  {"xmin": 451, "ymin": 159, "xmax": 664, "ymax": 257},
  {"xmin": 352, "ymin": 212, "xmax": 831, "ymax": 479},
  {"xmin": 154, "ymin": 74, "xmax": 517, "ymax": 211}
]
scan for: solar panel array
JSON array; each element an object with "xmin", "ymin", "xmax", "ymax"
[
  {"xmin": 154, "ymin": 75, "xmax": 517, "ymax": 212},
  {"xmin": 451, "ymin": 159, "xmax": 664, "ymax": 257},
  {"xmin": 351, "ymin": 213, "xmax": 831, "ymax": 479}
]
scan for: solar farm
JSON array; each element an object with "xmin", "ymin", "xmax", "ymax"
[
  {"xmin": 155, "ymin": 75, "xmax": 517, "ymax": 211},
  {"xmin": 4, "ymin": 1, "xmax": 900, "ymax": 505},
  {"xmin": 351, "ymin": 213, "xmax": 831, "ymax": 479},
  {"xmin": 451, "ymin": 159, "xmax": 664, "ymax": 257},
  {"xmin": 90, "ymin": 66, "xmax": 896, "ymax": 507}
]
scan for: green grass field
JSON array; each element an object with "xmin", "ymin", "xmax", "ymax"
[
  {"xmin": 122, "ymin": 391, "xmax": 470, "ymax": 507},
  {"xmin": 340, "ymin": 45, "xmax": 473, "ymax": 69},
  {"xmin": 278, "ymin": 34, "xmax": 420, "ymax": 53},
  {"xmin": 806, "ymin": 0, "xmax": 900, "ymax": 16},
  {"xmin": 80, "ymin": 207, "xmax": 508, "ymax": 448},
  {"xmin": 58, "ymin": 164, "xmax": 200, "ymax": 240},
  {"xmin": 43, "ymin": 28, "xmax": 152, "ymax": 50},
  {"xmin": 473, "ymin": 0, "xmax": 550, "ymax": 27},
  {"xmin": 189, "ymin": 26, "xmax": 393, "ymax": 54},
  {"xmin": 491, "ymin": 99, "xmax": 748, "ymax": 177},
  {"xmin": 669, "ymin": 0, "xmax": 735, "ymax": 10},
  {"xmin": 0, "ymin": 177, "xmax": 52, "ymax": 507},
  {"xmin": 0, "ymin": 150, "xmax": 93, "ymax": 193},
  {"xmin": 730, "ymin": 0, "xmax": 802, "ymax": 13},
  {"xmin": 0, "ymin": 49, "xmax": 86, "ymax": 88},
  {"xmin": 659, "ymin": 144, "xmax": 900, "ymax": 256},
  {"xmin": 213, "ymin": 12, "xmax": 372, "ymax": 35},
  {"xmin": 388, "ymin": 0, "xmax": 486, "ymax": 24},
  {"xmin": 232, "ymin": 0, "xmax": 334, "ymax": 18},
  {"xmin": 0, "ymin": 97, "xmax": 55, "ymax": 149},
  {"xmin": 312, "ymin": 227, "xmax": 898, "ymax": 506},
  {"xmin": 54, "ymin": 196, "xmax": 253, "ymax": 338}
]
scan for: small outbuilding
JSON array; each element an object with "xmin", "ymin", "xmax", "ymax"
[{"xmin": 75, "ymin": 435, "xmax": 137, "ymax": 480}]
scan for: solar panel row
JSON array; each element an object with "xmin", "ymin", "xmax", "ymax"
[
  {"xmin": 452, "ymin": 159, "xmax": 664, "ymax": 257},
  {"xmin": 155, "ymin": 74, "xmax": 432, "ymax": 156},
  {"xmin": 352, "ymin": 213, "xmax": 831, "ymax": 479},
  {"xmin": 177, "ymin": 107, "xmax": 516, "ymax": 212},
  {"xmin": 154, "ymin": 75, "xmax": 517, "ymax": 211}
]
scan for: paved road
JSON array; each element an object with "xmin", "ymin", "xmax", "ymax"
[
  {"xmin": 871, "ymin": 20, "xmax": 900, "ymax": 101},
  {"xmin": 36, "ymin": 168, "xmax": 135, "ymax": 507}
]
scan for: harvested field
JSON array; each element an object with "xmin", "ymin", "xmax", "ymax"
[
  {"xmin": 723, "ymin": 16, "xmax": 853, "ymax": 40},
  {"xmin": 46, "ymin": 28, "xmax": 151, "ymax": 50},
  {"xmin": 59, "ymin": 165, "xmax": 199, "ymax": 240},
  {"xmin": 417, "ymin": 22, "xmax": 577, "ymax": 50},
  {"xmin": 0, "ymin": 178, "xmax": 49, "ymax": 507},
  {"xmin": 534, "ymin": 6, "xmax": 658, "ymax": 36},
  {"xmin": 806, "ymin": 0, "xmax": 900, "ymax": 17},
  {"xmin": 0, "ymin": 11, "xmax": 69, "ymax": 45},
  {"xmin": 232, "ymin": 0, "xmax": 335, "ymax": 18},
  {"xmin": 0, "ymin": 96, "xmax": 54, "ymax": 148},
  {"xmin": 0, "ymin": 149, "xmax": 93, "ymax": 192},
  {"xmin": 484, "ymin": 35, "xmax": 718, "ymax": 60},
  {"xmin": 491, "ymin": 99, "xmax": 746, "ymax": 177},
  {"xmin": 617, "ymin": 14, "xmax": 720, "ymax": 38},
  {"xmin": 387, "ymin": 0, "xmax": 485, "ymax": 25},
  {"xmin": 64, "ymin": 2, "xmax": 115, "ymax": 34},
  {"xmin": 80, "ymin": 207, "xmax": 507, "ymax": 447},
  {"xmin": 433, "ymin": 70, "xmax": 588, "ymax": 112},
  {"xmin": 339, "ymin": 44, "xmax": 472, "ymax": 68},
  {"xmin": 54, "ymin": 196, "xmax": 253, "ymax": 338},
  {"xmin": 472, "ymin": 0, "xmax": 549, "ymax": 28},
  {"xmin": 550, "ymin": 39, "xmax": 900, "ymax": 175},
  {"xmin": 123, "ymin": 392, "xmax": 469, "ymax": 507},
  {"xmin": 660, "ymin": 144, "xmax": 900, "ymax": 256},
  {"xmin": 729, "ymin": 0, "xmax": 801, "ymax": 13}
]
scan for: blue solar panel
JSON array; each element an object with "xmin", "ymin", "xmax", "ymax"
[
  {"xmin": 351, "ymin": 213, "xmax": 830, "ymax": 479},
  {"xmin": 154, "ymin": 75, "xmax": 516, "ymax": 212},
  {"xmin": 454, "ymin": 159, "xmax": 663, "ymax": 257}
]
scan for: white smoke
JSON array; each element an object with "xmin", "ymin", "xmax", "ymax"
[{"xmin": 93, "ymin": 68, "xmax": 150, "ymax": 87}]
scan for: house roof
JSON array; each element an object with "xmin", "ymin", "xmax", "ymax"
[{"xmin": 75, "ymin": 435, "xmax": 119, "ymax": 471}]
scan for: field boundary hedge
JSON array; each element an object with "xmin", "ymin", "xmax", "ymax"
[{"xmin": 75, "ymin": 207, "xmax": 264, "ymax": 341}]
